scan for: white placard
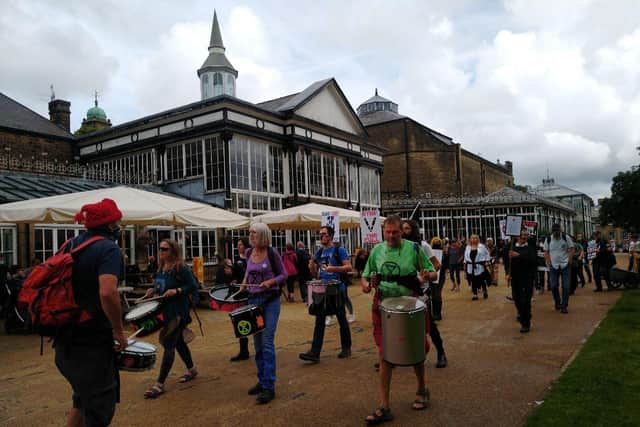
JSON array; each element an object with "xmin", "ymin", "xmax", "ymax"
[
  {"xmin": 321, "ymin": 211, "xmax": 340, "ymax": 243},
  {"xmin": 505, "ymin": 215, "xmax": 523, "ymax": 237},
  {"xmin": 360, "ymin": 209, "xmax": 382, "ymax": 245},
  {"xmin": 432, "ymin": 248, "xmax": 443, "ymax": 282}
]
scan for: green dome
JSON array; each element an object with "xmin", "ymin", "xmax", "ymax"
[{"xmin": 87, "ymin": 105, "xmax": 107, "ymax": 121}]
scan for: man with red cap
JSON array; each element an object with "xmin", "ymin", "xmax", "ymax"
[{"xmin": 55, "ymin": 198, "xmax": 126, "ymax": 427}]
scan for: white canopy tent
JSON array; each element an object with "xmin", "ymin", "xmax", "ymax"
[
  {"xmin": 0, "ymin": 186, "xmax": 249, "ymax": 228},
  {"xmin": 246, "ymin": 202, "xmax": 372, "ymax": 230}
]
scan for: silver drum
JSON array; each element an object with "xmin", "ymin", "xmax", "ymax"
[{"xmin": 379, "ymin": 296, "xmax": 426, "ymax": 366}]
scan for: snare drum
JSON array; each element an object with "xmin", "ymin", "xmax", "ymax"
[
  {"xmin": 209, "ymin": 284, "xmax": 248, "ymax": 312},
  {"xmin": 124, "ymin": 301, "xmax": 164, "ymax": 336},
  {"xmin": 307, "ymin": 279, "xmax": 343, "ymax": 315},
  {"xmin": 229, "ymin": 304, "xmax": 264, "ymax": 338},
  {"xmin": 117, "ymin": 340, "xmax": 157, "ymax": 371}
]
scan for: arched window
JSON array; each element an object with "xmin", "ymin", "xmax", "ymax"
[
  {"xmin": 202, "ymin": 74, "xmax": 209, "ymax": 98},
  {"xmin": 226, "ymin": 74, "xmax": 235, "ymax": 96},
  {"xmin": 213, "ymin": 73, "xmax": 223, "ymax": 96}
]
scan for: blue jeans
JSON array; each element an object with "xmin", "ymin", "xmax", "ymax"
[
  {"xmin": 248, "ymin": 292, "xmax": 281, "ymax": 391},
  {"xmin": 549, "ymin": 265, "xmax": 571, "ymax": 308}
]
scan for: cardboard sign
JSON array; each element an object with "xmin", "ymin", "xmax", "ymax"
[
  {"xmin": 587, "ymin": 240, "xmax": 597, "ymax": 261},
  {"xmin": 522, "ymin": 220, "xmax": 538, "ymax": 236},
  {"xmin": 360, "ymin": 209, "xmax": 382, "ymax": 245},
  {"xmin": 322, "ymin": 211, "xmax": 340, "ymax": 243},
  {"xmin": 505, "ymin": 215, "xmax": 523, "ymax": 237}
]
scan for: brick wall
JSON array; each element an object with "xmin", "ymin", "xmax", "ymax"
[
  {"xmin": 366, "ymin": 118, "xmax": 514, "ymax": 199},
  {"xmin": 0, "ymin": 129, "xmax": 75, "ymax": 162}
]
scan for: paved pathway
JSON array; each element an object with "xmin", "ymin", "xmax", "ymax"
[{"xmin": 0, "ymin": 271, "xmax": 621, "ymax": 426}]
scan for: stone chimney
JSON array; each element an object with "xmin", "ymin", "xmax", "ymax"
[
  {"xmin": 48, "ymin": 99, "xmax": 71, "ymax": 132},
  {"xmin": 504, "ymin": 160, "xmax": 513, "ymax": 175}
]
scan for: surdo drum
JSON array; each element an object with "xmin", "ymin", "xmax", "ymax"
[
  {"xmin": 117, "ymin": 340, "xmax": 157, "ymax": 371},
  {"xmin": 379, "ymin": 296, "xmax": 427, "ymax": 366},
  {"xmin": 229, "ymin": 304, "xmax": 264, "ymax": 338},
  {"xmin": 209, "ymin": 284, "xmax": 248, "ymax": 312},
  {"xmin": 124, "ymin": 300, "xmax": 163, "ymax": 336}
]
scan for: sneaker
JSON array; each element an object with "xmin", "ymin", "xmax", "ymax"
[
  {"xmin": 338, "ymin": 349, "xmax": 351, "ymax": 359},
  {"xmin": 256, "ymin": 388, "xmax": 275, "ymax": 404},
  {"xmin": 347, "ymin": 313, "xmax": 356, "ymax": 323},
  {"xmin": 325, "ymin": 315, "xmax": 336, "ymax": 326},
  {"xmin": 248, "ymin": 382, "xmax": 263, "ymax": 395},
  {"xmin": 299, "ymin": 351, "xmax": 320, "ymax": 363},
  {"xmin": 520, "ymin": 326, "xmax": 531, "ymax": 333},
  {"xmin": 483, "ymin": 292, "xmax": 488, "ymax": 299},
  {"xmin": 561, "ymin": 307, "xmax": 568, "ymax": 314},
  {"xmin": 472, "ymin": 295, "xmax": 479, "ymax": 301}
]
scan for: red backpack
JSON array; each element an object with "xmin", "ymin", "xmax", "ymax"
[{"xmin": 18, "ymin": 235, "xmax": 104, "ymax": 336}]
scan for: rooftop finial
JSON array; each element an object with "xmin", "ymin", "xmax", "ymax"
[
  {"xmin": 50, "ymin": 84, "xmax": 55, "ymax": 101},
  {"xmin": 94, "ymin": 90, "xmax": 99, "ymax": 107},
  {"xmin": 209, "ymin": 10, "xmax": 225, "ymax": 50},
  {"xmin": 375, "ymin": 88, "xmax": 378, "ymax": 96}
]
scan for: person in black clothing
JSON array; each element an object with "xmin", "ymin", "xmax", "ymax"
[
  {"xmin": 56, "ymin": 198, "xmax": 126, "ymax": 427},
  {"xmin": 592, "ymin": 231, "xmax": 613, "ymax": 292},
  {"xmin": 506, "ymin": 229, "xmax": 537, "ymax": 333},
  {"xmin": 295, "ymin": 242, "xmax": 311, "ymax": 302},
  {"xmin": 230, "ymin": 238, "xmax": 251, "ymax": 362},
  {"xmin": 577, "ymin": 233, "xmax": 593, "ymax": 283},
  {"xmin": 216, "ymin": 259, "xmax": 234, "ymax": 284}
]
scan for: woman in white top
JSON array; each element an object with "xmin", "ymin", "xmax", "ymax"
[{"xmin": 464, "ymin": 234, "xmax": 491, "ymax": 300}]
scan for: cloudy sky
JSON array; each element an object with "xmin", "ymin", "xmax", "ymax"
[{"xmin": 2, "ymin": 0, "xmax": 639, "ymax": 201}]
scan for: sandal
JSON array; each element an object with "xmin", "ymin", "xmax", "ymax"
[
  {"xmin": 412, "ymin": 388, "xmax": 430, "ymax": 410},
  {"xmin": 144, "ymin": 383, "xmax": 165, "ymax": 399},
  {"xmin": 178, "ymin": 369, "xmax": 198, "ymax": 383},
  {"xmin": 365, "ymin": 407, "xmax": 393, "ymax": 425}
]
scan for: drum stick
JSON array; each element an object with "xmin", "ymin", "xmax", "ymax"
[
  {"xmin": 227, "ymin": 289, "xmax": 243, "ymax": 300},
  {"xmin": 138, "ymin": 295, "xmax": 165, "ymax": 303},
  {"xmin": 127, "ymin": 327, "xmax": 145, "ymax": 341},
  {"xmin": 133, "ymin": 294, "xmax": 149, "ymax": 304}
]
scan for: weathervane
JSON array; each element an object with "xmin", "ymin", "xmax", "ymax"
[
  {"xmin": 50, "ymin": 84, "xmax": 55, "ymax": 101},
  {"xmin": 94, "ymin": 90, "xmax": 99, "ymax": 107}
]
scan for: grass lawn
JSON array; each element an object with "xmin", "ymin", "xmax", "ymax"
[{"xmin": 525, "ymin": 290, "xmax": 640, "ymax": 427}]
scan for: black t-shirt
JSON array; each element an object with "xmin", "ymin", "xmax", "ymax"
[
  {"xmin": 232, "ymin": 256, "xmax": 247, "ymax": 283},
  {"xmin": 69, "ymin": 230, "xmax": 123, "ymax": 334}
]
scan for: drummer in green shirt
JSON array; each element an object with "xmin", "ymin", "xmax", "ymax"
[{"xmin": 361, "ymin": 214, "xmax": 436, "ymax": 425}]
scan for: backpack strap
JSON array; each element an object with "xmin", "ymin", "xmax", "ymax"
[
  {"xmin": 68, "ymin": 235, "xmax": 106, "ymax": 255},
  {"xmin": 333, "ymin": 245, "xmax": 343, "ymax": 266},
  {"xmin": 246, "ymin": 247, "xmax": 282, "ymax": 285}
]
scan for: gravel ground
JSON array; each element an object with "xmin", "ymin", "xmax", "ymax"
[{"xmin": 0, "ymin": 267, "xmax": 621, "ymax": 427}]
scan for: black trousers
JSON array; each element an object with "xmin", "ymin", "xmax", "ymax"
[
  {"xmin": 511, "ymin": 275, "xmax": 534, "ymax": 327},
  {"xmin": 431, "ymin": 280, "xmax": 444, "ymax": 318},
  {"xmin": 429, "ymin": 316, "xmax": 444, "ymax": 355},
  {"xmin": 471, "ymin": 275, "xmax": 487, "ymax": 296},
  {"xmin": 310, "ymin": 305, "xmax": 351, "ymax": 355},
  {"xmin": 592, "ymin": 261, "xmax": 612, "ymax": 290}
]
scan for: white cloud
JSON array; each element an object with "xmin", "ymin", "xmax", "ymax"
[{"xmin": 2, "ymin": 0, "xmax": 639, "ymax": 201}]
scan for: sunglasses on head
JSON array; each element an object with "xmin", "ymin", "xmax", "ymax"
[{"xmin": 159, "ymin": 247, "xmax": 170, "ymax": 252}]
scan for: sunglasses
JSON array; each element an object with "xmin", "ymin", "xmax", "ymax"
[{"xmin": 159, "ymin": 247, "xmax": 170, "ymax": 252}]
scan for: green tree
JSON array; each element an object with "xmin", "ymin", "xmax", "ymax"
[{"xmin": 599, "ymin": 166, "xmax": 640, "ymax": 231}]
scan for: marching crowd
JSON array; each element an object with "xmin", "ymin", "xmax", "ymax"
[{"xmin": 0, "ymin": 195, "xmax": 632, "ymax": 427}]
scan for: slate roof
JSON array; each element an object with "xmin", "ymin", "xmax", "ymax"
[
  {"xmin": 0, "ymin": 172, "xmax": 113, "ymax": 204},
  {"xmin": 358, "ymin": 110, "xmax": 406, "ymax": 126},
  {"xmin": 531, "ymin": 179, "xmax": 588, "ymax": 199},
  {"xmin": 258, "ymin": 78, "xmax": 333, "ymax": 112},
  {"xmin": 383, "ymin": 186, "xmax": 576, "ymax": 213},
  {"xmin": 0, "ymin": 93, "xmax": 73, "ymax": 139}
]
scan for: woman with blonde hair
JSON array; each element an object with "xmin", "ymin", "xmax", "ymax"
[
  {"xmin": 240, "ymin": 222, "xmax": 287, "ymax": 404},
  {"xmin": 464, "ymin": 234, "xmax": 491, "ymax": 300},
  {"xmin": 143, "ymin": 239, "xmax": 198, "ymax": 398}
]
